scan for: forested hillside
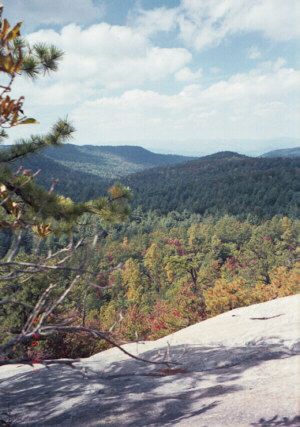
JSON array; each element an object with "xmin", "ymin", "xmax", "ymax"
[
  {"xmin": 11, "ymin": 152, "xmax": 105, "ymax": 198},
  {"xmin": 103, "ymin": 152, "xmax": 300, "ymax": 219},
  {"xmin": 13, "ymin": 150, "xmax": 300, "ymax": 220},
  {"xmin": 261, "ymin": 147, "xmax": 300, "ymax": 158},
  {"xmin": 1, "ymin": 211, "xmax": 298, "ymax": 358},
  {"xmin": 11, "ymin": 144, "xmax": 195, "ymax": 180}
]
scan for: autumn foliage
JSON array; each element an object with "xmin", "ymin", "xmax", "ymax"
[{"xmin": 21, "ymin": 214, "xmax": 298, "ymax": 359}]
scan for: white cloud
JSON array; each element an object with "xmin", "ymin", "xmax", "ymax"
[
  {"xmin": 6, "ymin": 20, "xmax": 193, "ymax": 143},
  {"xmin": 131, "ymin": 0, "xmax": 300, "ymax": 50},
  {"xmin": 2, "ymin": 0, "xmax": 105, "ymax": 31},
  {"xmin": 210, "ymin": 67, "xmax": 220, "ymax": 74},
  {"xmin": 248, "ymin": 46, "xmax": 262, "ymax": 60},
  {"xmin": 129, "ymin": 6, "xmax": 178, "ymax": 36},
  {"xmin": 201, "ymin": 64, "xmax": 299, "ymax": 105},
  {"xmin": 7, "ymin": 59, "xmax": 300, "ymax": 150},
  {"xmin": 180, "ymin": 0, "xmax": 300, "ymax": 49},
  {"xmin": 69, "ymin": 60, "xmax": 300, "ymax": 144},
  {"xmin": 4, "ymin": 3, "xmax": 299, "ymax": 151},
  {"xmin": 240, "ymin": 0, "xmax": 300, "ymax": 42},
  {"xmin": 24, "ymin": 23, "xmax": 191, "ymax": 91},
  {"xmin": 175, "ymin": 67, "xmax": 202, "ymax": 82}
]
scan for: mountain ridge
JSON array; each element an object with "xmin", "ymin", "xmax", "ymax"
[
  {"xmin": 7, "ymin": 145, "xmax": 300, "ymax": 219},
  {"xmin": 261, "ymin": 146, "xmax": 300, "ymax": 158},
  {"xmin": 113, "ymin": 154, "xmax": 300, "ymax": 218},
  {"xmin": 42, "ymin": 143, "xmax": 196, "ymax": 179}
]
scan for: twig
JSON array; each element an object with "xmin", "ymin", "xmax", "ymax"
[{"xmin": 38, "ymin": 325, "xmax": 180, "ymax": 367}]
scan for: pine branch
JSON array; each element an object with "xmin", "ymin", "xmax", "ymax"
[
  {"xmin": 0, "ymin": 118, "xmax": 75, "ymax": 163},
  {"xmin": 20, "ymin": 55, "xmax": 39, "ymax": 79}
]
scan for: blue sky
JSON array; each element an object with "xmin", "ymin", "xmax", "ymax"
[{"xmin": 3, "ymin": 0, "xmax": 300, "ymax": 155}]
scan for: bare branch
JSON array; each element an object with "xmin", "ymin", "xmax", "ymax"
[
  {"xmin": 82, "ymin": 289, "xmax": 88, "ymax": 327},
  {"xmin": 0, "ymin": 299, "xmax": 32, "ymax": 309},
  {"xmin": 38, "ymin": 325, "xmax": 180, "ymax": 367},
  {"xmin": 22, "ymin": 283, "xmax": 57, "ymax": 333},
  {"xmin": 0, "ymin": 260, "xmax": 123, "ymax": 277},
  {"xmin": 0, "ymin": 289, "xmax": 21, "ymax": 305}
]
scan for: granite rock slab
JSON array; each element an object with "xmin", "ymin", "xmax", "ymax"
[{"xmin": 0, "ymin": 294, "xmax": 299, "ymax": 426}]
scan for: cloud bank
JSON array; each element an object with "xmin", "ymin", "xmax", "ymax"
[{"xmin": 5, "ymin": 0, "xmax": 300, "ymax": 154}]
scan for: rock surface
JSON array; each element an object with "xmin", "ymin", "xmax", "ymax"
[{"xmin": 0, "ymin": 294, "xmax": 299, "ymax": 426}]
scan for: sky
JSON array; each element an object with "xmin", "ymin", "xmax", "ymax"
[{"xmin": 3, "ymin": 0, "xmax": 300, "ymax": 155}]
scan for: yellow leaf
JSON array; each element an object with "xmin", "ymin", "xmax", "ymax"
[
  {"xmin": 108, "ymin": 185, "xmax": 123, "ymax": 198},
  {"xmin": 1, "ymin": 54, "xmax": 15, "ymax": 74},
  {"xmin": 10, "ymin": 112, "xmax": 19, "ymax": 126},
  {"xmin": 7, "ymin": 22, "xmax": 23, "ymax": 41},
  {"xmin": 17, "ymin": 118, "xmax": 39, "ymax": 125},
  {"xmin": 0, "ymin": 19, "xmax": 10, "ymax": 43},
  {"xmin": 32, "ymin": 222, "xmax": 52, "ymax": 239}
]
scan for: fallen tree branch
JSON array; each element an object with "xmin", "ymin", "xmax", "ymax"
[{"xmin": 38, "ymin": 325, "xmax": 180, "ymax": 367}]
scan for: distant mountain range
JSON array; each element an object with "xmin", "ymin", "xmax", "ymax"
[
  {"xmin": 7, "ymin": 145, "xmax": 299, "ymax": 219},
  {"xmin": 261, "ymin": 147, "xmax": 300, "ymax": 158},
  {"xmin": 10, "ymin": 144, "xmax": 195, "ymax": 197},
  {"xmin": 40, "ymin": 144, "xmax": 195, "ymax": 179},
  {"xmin": 9, "ymin": 144, "xmax": 300, "ymax": 186}
]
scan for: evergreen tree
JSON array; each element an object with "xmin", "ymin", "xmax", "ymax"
[
  {"xmin": 0, "ymin": 9, "xmax": 132, "ymax": 365},
  {"xmin": 0, "ymin": 10, "xmax": 131, "ymax": 235}
]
